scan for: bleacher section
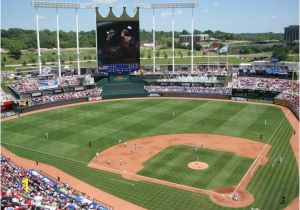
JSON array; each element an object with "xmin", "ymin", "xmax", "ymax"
[{"xmin": 102, "ymin": 83, "xmax": 148, "ymax": 99}]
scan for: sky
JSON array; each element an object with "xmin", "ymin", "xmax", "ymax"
[{"xmin": 1, "ymin": 0, "xmax": 299, "ymax": 33}]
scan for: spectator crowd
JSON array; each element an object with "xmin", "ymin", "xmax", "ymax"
[
  {"xmin": 276, "ymin": 91, "xmax": 299, "ymax": 116},
  {"xmin": 146, "ymin": 85, "xmax": 232, "ymax": 95},
  {"xmin": 232, "ymin": 77, "xmax": 298, "ymax": 92},
  {"xmin": 27, "ymin": 88, "xmax": 102, "ymax": 106},
  {"xmin": 1, "ymin": 155, "xmax": 110, "ymax": 210},
  {"xmin": 11, "ymin": 77, "xmax": 80, "ymax": 93}
]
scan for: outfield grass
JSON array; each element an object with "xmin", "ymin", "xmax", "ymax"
[
  {"xmin": 138, "ymin": 145, "xmax": 254, "ymax": 189},
  {"xmin": 1, "ymin": 99, "xmax": 299, "ymax": 210}
]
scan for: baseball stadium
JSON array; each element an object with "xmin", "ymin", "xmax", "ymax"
[{"xmin": 1, "ymin": 1, "xmax": 299, "ymax": 210}]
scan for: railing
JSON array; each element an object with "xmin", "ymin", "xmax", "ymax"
[
  {"xmin": 1, "ymin": 154, "xmax": 113, "ymax": 210},
  {"xmin": 38, "ymin": 169, "xmax": 114, "ymax": 210}
]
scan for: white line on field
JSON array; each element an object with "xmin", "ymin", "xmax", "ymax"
[
  {"xmin": 233, "ymin": 111, "xmax": 290, "ymax": 194},
  {"xmin": 111, "ymin": 179, "xmax": 134, "ymax": 186}
]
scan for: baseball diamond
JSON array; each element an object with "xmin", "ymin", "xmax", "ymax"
[
  {"xmin": 1, "ymin": 1, "xmax": 299, "ymax": 209},
  {"xmin": 1, "ymin": 98, "xmax": 299, "ymax": 210}
]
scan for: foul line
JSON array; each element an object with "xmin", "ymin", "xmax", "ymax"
[
  {"xmin": 111, "ymin": 179, "xmax": 134, "ymax": 186},
  {"xmin": 1, "ymin": 142, "xmax": 88, "ymax": 165},
  {"xmin": 233, "ymin": 111, "xmax": 290, "ymax": 194}
]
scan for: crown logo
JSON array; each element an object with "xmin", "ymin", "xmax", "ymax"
[{"xmin": 96, "ymin": 7, "xmax": 139, "ymax": 21}]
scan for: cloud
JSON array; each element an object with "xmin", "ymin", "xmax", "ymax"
[
  {"xmin": 213, "ymin": 2, "xmax": 219, "ymax": 6},
  {"xmin": 160, "ymin": 9, "xmax": 183, "ymax": 17},
  {"xmin": 38, "ymin": 15, "xmax": 46, "ymax": 20},
  {"xmin": 202, "ymin": 9, "xmax": 209, "ymax": 13},
  {"xmin": 160, "ymin": 22, "xmax": 166, "ymax": 26},
  {"xmin": 175, "ymin": 9, "xmax": 183, "ymax": 16},
  {"xmin": 271, "ymin": 15, "xmax": 277, "ymax": 20},
  {"xmin": 160, "ymin": 11, "xmax": 172, "ymax": 17}
]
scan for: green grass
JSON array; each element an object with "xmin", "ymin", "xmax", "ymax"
[
  {"xmin": 2, "ymin": 47, "xmax": 280, "ymax": 71},
  {"xmin": 140, "ymin": 56, "xmax": 245, "ymax": 65},
  {"xmin": 1, "ymin": 99, "xmax": 299, "ymax": 210},
  {"xmin": 138, "ymin": 145, "xmax": 254, "ymax": 189}
]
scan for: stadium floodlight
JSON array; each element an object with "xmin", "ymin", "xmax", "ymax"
[
  {"xmin": 31, "ymin": 1, "xmax": 96, "ymax": 9},
  {"xmin": 137, "ymin": 2, "xmax": 197, "ymax": 9},
  {"xmin": 137, "ymin": 2, "xmax": 198, "ymax": 73},
  {"xmin": 31, "ymin": 1, "xmax": 96, "ymax": 76}
]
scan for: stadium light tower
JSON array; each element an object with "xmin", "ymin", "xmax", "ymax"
[
  {"xmin": 31, "ymin": 1, "xmax": 96, "ymax": 77},
  {"xmin": 138, "ymin": 2, "xmax": 197, "ymax": 73}
]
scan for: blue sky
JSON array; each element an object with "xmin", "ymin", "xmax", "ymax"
[{"xmin": 1, "ymin": 0, "xmax": 299, "ymax": 33}]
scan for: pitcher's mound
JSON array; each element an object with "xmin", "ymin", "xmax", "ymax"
[{"xmin": 187, "ymin": 161, "xmax": 209, "ymax": 170}]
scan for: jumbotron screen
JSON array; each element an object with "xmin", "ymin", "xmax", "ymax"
[{"xmin": 97, "ymin": 21, "xmax": 140, "ymax": 74}]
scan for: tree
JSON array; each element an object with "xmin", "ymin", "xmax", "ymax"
[
  {"xmin": 22, "ymin": 60, "xmax": 27, "ymax": 66},
  {"xmin": 2, "ymin": 56, "xmax": 6, "ymax": 62},
  {"xmin": 292, "ymin": 45, "xmax": 299, "ymax": 54},
  {"xmin": 9, "ymin": 46, "xmax": 22, "ymax": 59},
  {"xmin": 272, "ymin": 45, "xmax": 289, "ymax": 60},
  {"xmin": 187, "ymin": 51, "xmax": 191, "ymax": 56},
  {"xmin": 1, "ymin": 62, "xmax": 5, "ymax": 69},
  {"xmin": 140, "ymin": 52, "xmax": 144, "ymax": 58},
  {"xmin": 42, "ymin": 59, "xmax": 46, "ymax": 65},
  {"xmin": 182, "ymin": 30, "xmax": 189, "ymax": 35},
  {"xmin": 239, "ymin": 46, "xmax": 252, "ymax": 54},
  {"xmin": 156, "ymin": 51, "xmax": 160, "ymax": 57},
  {"xmin": 166, "ymin": 40, "xmax": 172, "ymax": 48},
  {"xmin": 61, "ymin": 59, "xmax": 65, "ymax": 64},
  {"xmin": 164, "ymin": 52, "xmax": 168, "ymax": 59},
  {"xmin": 84, "ymin": 55, "xmax": 87, "ymax": 60},
  {"xmin": 147, "ymin": 51, "xmax": 151, "ymax": 59},
  {"xmin": 31, "ymin": 57, "xmax": 36, "ymax": 63},
  {"xmin": 178, "ymin": 51, "xmax": 182, "ymax": 58}
]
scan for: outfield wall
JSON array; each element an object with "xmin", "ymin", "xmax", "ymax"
[
  {"xmin": 160, "ymin": 92, "xmax": 231, "ymax": 99},
  {"xmin": 274, "ymin": 99, "xmax": 299, "ymax": 119},
  {"xmin": 16, "ymin": 98, "xmax": 88, "ymax": 113}
]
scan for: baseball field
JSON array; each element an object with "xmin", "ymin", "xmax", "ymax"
[{"xmin": 1, "ymin": 99, "xmax": 299, "ymax": 210}]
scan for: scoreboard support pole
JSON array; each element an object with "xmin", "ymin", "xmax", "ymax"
[
  {"xmin": 138, "ymin": 2, "xmax": 197, "ymax": 74},
  {"xmin": 152, "ymin": 8, "xmax": 156, "ymax": 73},
  {"xmin": 31, "ymin": 1, "xmax": 95, "ymax": 76}
]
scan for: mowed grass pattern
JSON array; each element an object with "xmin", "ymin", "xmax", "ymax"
[
  {"xmin": 138, "ymin": 145, "xmax": 254, "ymax": 189},
  {"xmin": 1, "ymin": 99, "xmax": 299, "ymax": 210}
]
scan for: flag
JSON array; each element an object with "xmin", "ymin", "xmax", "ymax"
[
  {"xmin": 22, "ymin": 178, "xmax": 29, "ymax": 192},
  {"xmin": 219, "ymin": 46, "xmax": 228, "ymax": 54}
]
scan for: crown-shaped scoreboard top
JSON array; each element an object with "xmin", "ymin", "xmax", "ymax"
[{"xmin": 96, "ymin": 7, "xmax": 139, "ymax": 21}]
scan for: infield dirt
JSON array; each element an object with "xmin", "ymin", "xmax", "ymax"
[{"xmin": 1, "ymin": 98, "xmax": 299, "ymax": 209}]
